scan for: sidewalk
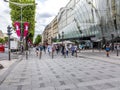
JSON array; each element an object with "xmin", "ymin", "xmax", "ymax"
[
  {"xmin": 0, "ymin": 55, "xmax": 22, "ymax": 78},
  {"xmin": 0, "ymin": 59, "xmax": 17, "ymax": 76},
  {"xmin": 77, "ymin": 49, "xmax": 120, "ymax": 65},
  {"xmin": 0, "ymin": 51, "xmax": 120, "ymax": 90}
]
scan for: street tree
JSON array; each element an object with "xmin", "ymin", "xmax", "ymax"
[
  {"xmin": 4, "ymin": 37, "xmax": 8, "ymax": 43},
  {"xmin": 0, "ymin": 38, "xmax": 5, "ymax": 44},
  {"xmin": 9, "ymin": 0, "xmax": 36, "ymax": 41},
  {"xmin": 34, "ymin": 34, "xmax": 42, "ymax": 45}
]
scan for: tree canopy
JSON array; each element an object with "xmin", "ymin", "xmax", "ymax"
[
  {"xmin": 0, "ymin": 38, "xmax": 5, "ymax": 44},
  {"xmin": 34, "ymin": 34, "xmax": 42, "ymax": 45},
  {"xmin": 9, "ymin": 0, "xmax": 36, "ymax": 41}
]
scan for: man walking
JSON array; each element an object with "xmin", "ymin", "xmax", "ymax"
[{"xmin": 105, "ymin": 43, "xmax": 110, "ymax": 57}]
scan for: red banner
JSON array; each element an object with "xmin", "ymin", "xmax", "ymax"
[
  {"xmin": 14, "ymin": 22, "xmax": 20, "ymax": 37},
  {"xmin": 24, "ymin": 22, "xmax": 29, "ymax": 38}
]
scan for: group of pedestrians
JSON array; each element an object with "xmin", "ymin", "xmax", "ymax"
[
  {"xmin": 35, "ymin": 42, "xmax": 120, "ymax": 58},
  {"xmin": 61, "ymin": 44, "xmax": 77, "ymax": 56},
  {"xmin": 35, "ymin": 43, "xmax": 78, "ymax": 58}
]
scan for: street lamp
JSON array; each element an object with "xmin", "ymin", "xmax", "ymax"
[
  {"xmin": 62, "ymin": 31, "xmax": 66, "ymax": 58},
  {"xmin": 51, "ymin": 37, "xmax": 54, "ymax": 59},
  {"xmin": 113, "ymin": 16, "xmax": 119, "ymax": 56},
  {"xmin": 111, "ymin": 33, "xmax": 114, "ymax": 51}
]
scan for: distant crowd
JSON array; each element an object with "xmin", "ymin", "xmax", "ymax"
[{"xmin": 35, "ymin": 43, "xmax": 79, "ymax": 57}]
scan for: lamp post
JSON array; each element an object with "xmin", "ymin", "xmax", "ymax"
[
  {"xmin": 111, "ymin": 34, "xmax": 114, "ymax": 51},
  {"xmin": 62, "ymin": 31, "xmax": 66, "ymax": 58},
  {"xmin": 51, "ymin": 36, "xmax": 53, "ymax": 59},
  {"xmin": 111, "ymin": 0, "xmax": 119, "ymax": 56},
  {"xmin": 113, "ymin": 15, "xmax": 119, "ymax": 56}
]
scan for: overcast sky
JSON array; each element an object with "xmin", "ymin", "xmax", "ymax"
[{"xmin": 0, "ymin": 0, "xmax": 69, "ymax": 38}]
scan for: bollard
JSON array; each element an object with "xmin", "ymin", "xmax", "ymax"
[
  {"xmin": 76, "ymin": 50, "xmax": 77, "ymax": 57},
  {"xmin": 52, "ymin": 50, "xmax": 54, "ymax": 59},
  {"xmin": 39, "ymin": 51, "xmax": 42, "ymax": 59},
  {"xmin": 26, "ymin": 51, "xmax": 28, "ymax": 60},
  {"xmin": 64, "ymin": 53, "xmax": 66, "ymax": 58},
  {"xmin": 117, "ymin": 49, "xmax": 119, "ymax": 56}
]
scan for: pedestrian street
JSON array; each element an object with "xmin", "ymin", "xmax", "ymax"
[{"xmin": 1, "ymin": 51, "xmax": 120, "ymax": 90}]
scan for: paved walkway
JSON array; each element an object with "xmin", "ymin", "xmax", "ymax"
[
  {"xmin": 0, "ymin": 59, "xmax": 17, "ymax": 76},
  {"xmin": 77, "ymin": 50, "xmax": 120, "ymax": 65},
  {"xmin": 0, "ymin": 50, "xmax": 120, "ymax": 90},
  {"xmin": 0, "ymin": 55, "xmax": 22, "ymax": 76}
]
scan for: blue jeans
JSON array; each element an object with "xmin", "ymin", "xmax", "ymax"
[{"xmin": 72, "ymin": 50, "xmax": 74, "ymax": 56}]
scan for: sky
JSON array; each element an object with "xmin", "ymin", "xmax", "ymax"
[{"xmin": 0, "ymin": 0, "xmax": 69, "ymax": 38}]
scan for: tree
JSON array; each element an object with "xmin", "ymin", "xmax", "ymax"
[
  {"xmin": 34, "ymin": 34, "xmax": 42, "ymax": 45},
  {"xmin": 9, "ymin": 0, "xmax": 36, "ymax": 41},
  {"xmin": 0, "ymin": 38, "xmax": 5, "ymax": 44},
  {"xmin": 4, "ymin": 37, "xmax": 8, "ymax": 43}
]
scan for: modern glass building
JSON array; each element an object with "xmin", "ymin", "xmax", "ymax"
[{"xmin": 57, "ymin": 0, "xmax": 120, "ymax": 48}]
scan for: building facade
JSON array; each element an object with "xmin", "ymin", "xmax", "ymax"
[
  {"xmin": 0, "ymin": 30, "xmax": 4, "ymax": 39},
  {"xmin": 43, "ymin": 17, "xmax": 58, "ymax": 44},
  {"xmin": 57, "ymin": 0, "xmax": 120, "ymax": 47},
  {"xmin": 43, "ymin": 0, "xmax": 120, "ymax": 48}
]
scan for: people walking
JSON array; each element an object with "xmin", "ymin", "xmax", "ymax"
[
  {"xmin": 65, "ymin": 44, "xmax": 69, "ymax": 56},
  {"xmin": 43, "ymin": 44, "xmax": 46, "ymax": 53},
  {"xmin": 47, "ymin": 44, "xmax": 52, "ymax": 55},
  {"xmin": 35, "ymin": 45, "xmax": 39, "ymax": 56},
  {"xmin": 61, "ymin": 44, "xmax": 65, "ymax": 56},
  {"xmin": 39, "ymin": 44, "xmax": 43, "ymax": 59},
  {"xmin": 55, "ymin": 44, "xmax": 59, "ymax": 54},
  {"xmin": 105, "ymin": 43, "xmax": 110, "ymax": 57},
  {"xmin": 71, "ymin": 44, "xmax": 75, "ymax": 56}
]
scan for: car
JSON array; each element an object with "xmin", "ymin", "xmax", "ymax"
[{"xmin": 0, "ymin": 43, "xmax": 5, "ymax": 52}]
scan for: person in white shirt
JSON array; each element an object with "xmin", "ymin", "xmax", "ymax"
[
  {"xmin": 47, "ymin": 44, "xmax": 52, "ymax": 55},
  {"xmin": 65, "ymin": 44, "xmax": 69, "ymax": 56}
]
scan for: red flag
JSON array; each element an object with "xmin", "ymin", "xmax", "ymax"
[
  {"xmin": 24, "ymin": 22, "xmax": 29, "ymax": 37},
  {"xmin": 14, "ymin": 22, "xmax": 21, "ymax": 37}
]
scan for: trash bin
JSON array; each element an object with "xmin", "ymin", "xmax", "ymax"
[{"xmin": 0, "ymin": 44, "xmax": 5, "ymax": 52}]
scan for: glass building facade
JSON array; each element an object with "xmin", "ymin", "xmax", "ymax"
[{"xmin": 57, "ymin": 0, "xmax": 120, "ymax": 46}]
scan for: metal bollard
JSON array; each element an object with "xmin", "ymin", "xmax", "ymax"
[
  {"xmin": 76, "ymin": 50, "xmax": 77, "ymax": 57},
  {"xmin": 39, "ymin": 51, "xmax": 42, "ymax": 59},
  {"xmin": 117, "ymin": 49, "xmax": 119, "ymax": 56},
  {"xmin": 52, "ymin": 50, "xmax": 54, "ymax": 59},
  {"xmin": 26, "ymin": 51, "xmax": 28, "ymax": 60}
]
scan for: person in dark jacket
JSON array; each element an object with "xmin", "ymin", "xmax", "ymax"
[{"xmin": 61, "ymin": 44, "xmax": 65, "ymax": 55}]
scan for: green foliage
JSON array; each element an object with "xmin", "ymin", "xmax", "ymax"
[
  {"xmin": 9, "ymin": 0, "xmax": 36, "ymax": 41},
  {"xmin": 4, "ymin": 37, "xmax": 8, "ymax": 43},
  {"xmin": 0, "ymin": 38, "xmax": 5, "ymax": 44},
  {"xmin": 52, "ymin": 37, "xmax": 57, "ymax": 42},
  {"xmin": 34, "ymin": 34, "xmax": 42, "ymax": 45}
]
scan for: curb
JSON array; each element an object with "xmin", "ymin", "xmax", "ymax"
[{"xmin": 0, "ymin": 55, "xmax": 23, "ymax": 85}]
